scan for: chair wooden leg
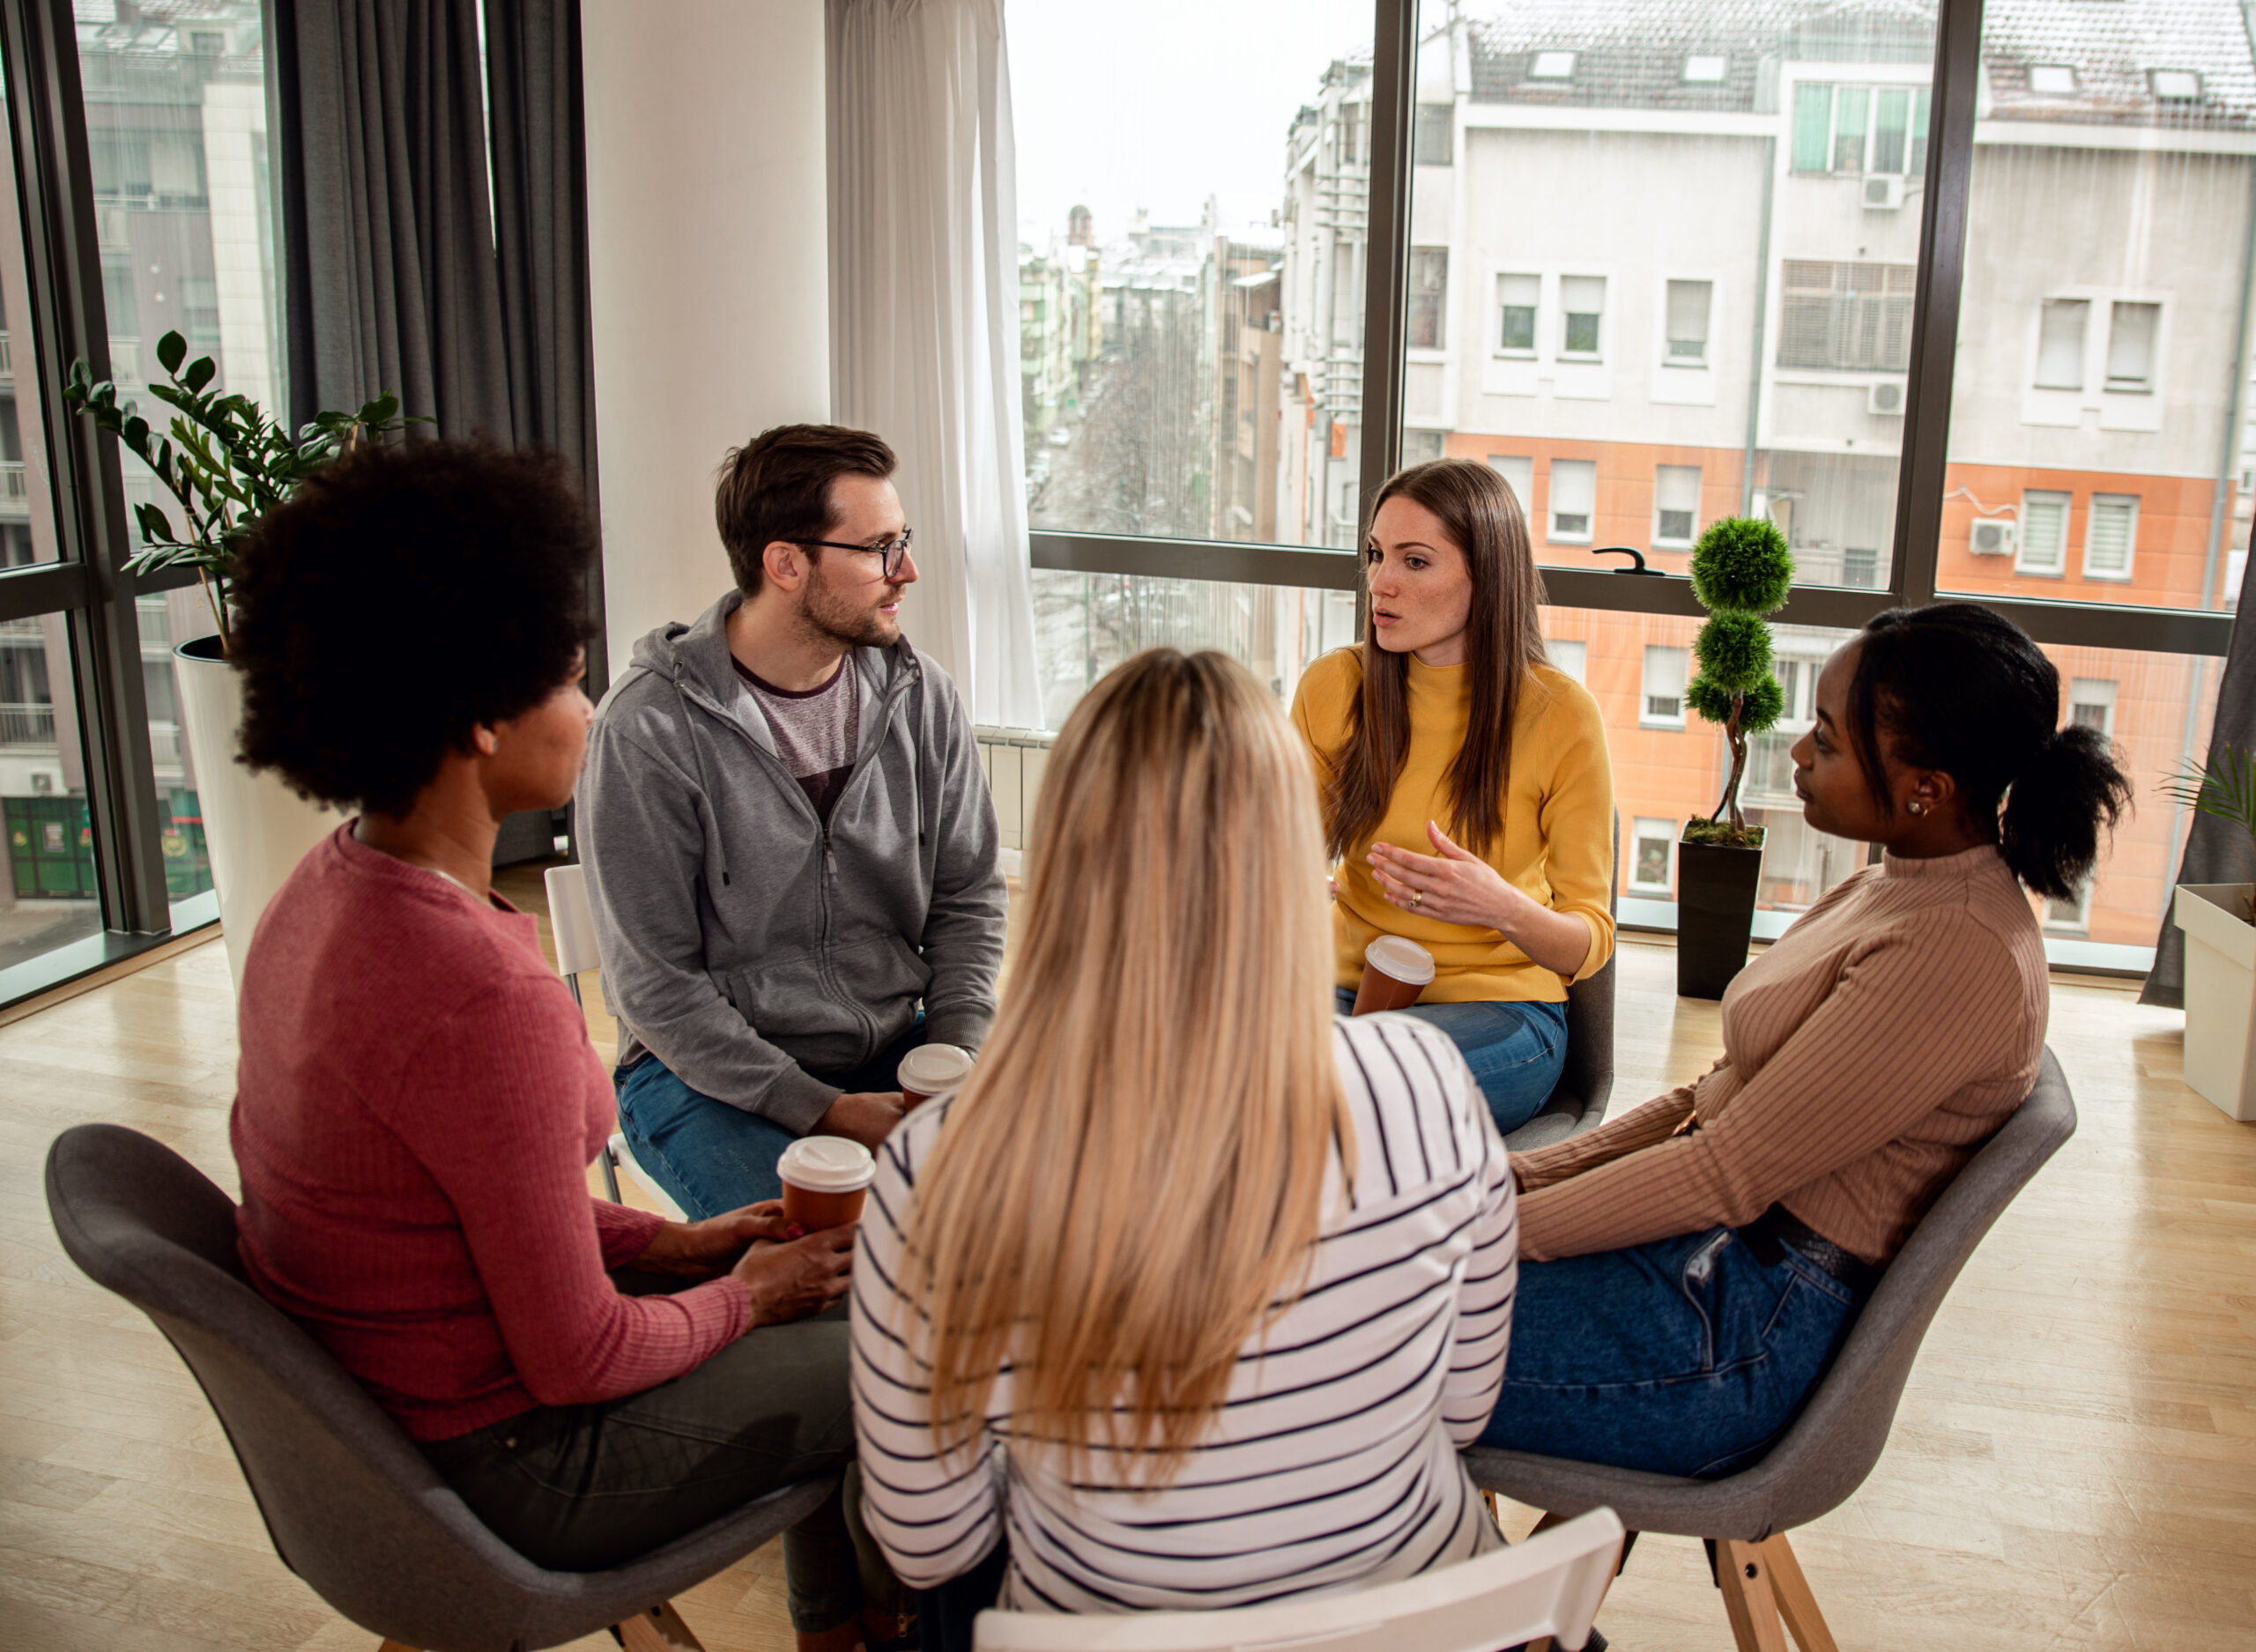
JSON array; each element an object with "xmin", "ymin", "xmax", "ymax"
[
  {"xmin": 1715, "ymin": 1539, "xmax": 1791, "ymax": 1652},
  {"xmin": 615, "ymin": 1600, "xmax": 707, "ymax": 1651},
  {"xmin": 1758, "ymin": 1534, "xmax": 1839, "ymax": 1652}
]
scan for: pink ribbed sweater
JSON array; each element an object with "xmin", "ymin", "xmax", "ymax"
[
  {"xmin": 232, "ymin": 826, "xmax": 749, "ymax": 1441},
  {"xmin": 1515, "ymin": 843, "xmax": 2047, "ymax": 1265}
]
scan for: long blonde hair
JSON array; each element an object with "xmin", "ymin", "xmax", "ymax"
[{"xmin": 898, "ymin": 648, "xmax": 1353, "ymax": 1478}]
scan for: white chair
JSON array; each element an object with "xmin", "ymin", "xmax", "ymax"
[
  {"xmin": 970, "ymin": 1507, "xmax": 1623, "ymax": 1652},
  {"xmin": 544, "ymin": 861, "xmax": 687, "ymax": 1223}
]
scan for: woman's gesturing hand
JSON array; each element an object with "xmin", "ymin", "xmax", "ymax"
[
  {"xmin": 633, "ymin": 1201, "xmax": 803, "ymax": 1279},
  {"xmin": 1367, "ymin": 820, "xmax": 1526, "ymax": 932},
  {"xmin": 731, "ymin": 1225, "xmax": 856, "ymax": 1325}
]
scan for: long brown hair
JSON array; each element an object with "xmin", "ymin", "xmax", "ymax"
[
  {"xmin": 895, "ymin": 649, "xmax": 1352, "ymax": 1480},
  {"xmin": 1322, "ymin": 458, "xmax": 1549, "ymax": 860}
]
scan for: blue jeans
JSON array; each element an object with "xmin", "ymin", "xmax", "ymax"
[
  {"xmin": 615, "ymin": 1019, "xmax": 930, "ymax": 1219},
  {"xmin": 1334, "ymin": 989, "xmax": 1568, "ymax": 1137},
  {"xmin": 1477, "ymin": 1225, "xmax": 1871, "ymax": 1478}
]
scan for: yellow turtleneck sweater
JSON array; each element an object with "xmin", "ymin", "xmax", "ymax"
[{"xmin": 1291, "ymin": 648, "xmax": 1614, "ymax": 1004}]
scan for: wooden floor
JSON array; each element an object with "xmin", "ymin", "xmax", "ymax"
[{"xmin": 2, "ymin": 878, "xmax": 2252, "ymax": 1651}]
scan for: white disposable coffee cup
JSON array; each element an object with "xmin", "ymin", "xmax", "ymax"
[
  {"xmin": 1353, "ymin": 935, "xmax": 1436, "ymax": 1015},
  {"xmin": 776, "ymin": 1137, "xmax": 877, "ymax": 1230},
  {"xmin": 898, "ymin": 1043, "xmax": 974, "ymax": 1108}
]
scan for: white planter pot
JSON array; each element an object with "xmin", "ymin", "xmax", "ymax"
[
  {"xmin": 2173, "ymin": 882, "xmax": 2256, "ymax": 1122},
  {"xmin": 174, "ymin": 637, "xmax": 344, "ymax": 990}
]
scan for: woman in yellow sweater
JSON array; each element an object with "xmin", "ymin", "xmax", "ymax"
[{"xmin": 1291, "ymin": 458, "xmax": 1614, "ymax": 1136}]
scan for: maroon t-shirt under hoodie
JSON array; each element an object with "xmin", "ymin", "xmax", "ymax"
[{"xmin": 231, "ymin": 825, "xmax": 749, "ymax": 1441}]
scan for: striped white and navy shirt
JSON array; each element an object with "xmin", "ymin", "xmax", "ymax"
[{"xmin": 850, "ymin": 1013, "xmax": 1518, "ymax": 1613}]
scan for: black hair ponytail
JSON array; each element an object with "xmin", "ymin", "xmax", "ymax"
[{"xmin": 1850, "ymin": 604, "xmax": 2132, "ymax": 900}]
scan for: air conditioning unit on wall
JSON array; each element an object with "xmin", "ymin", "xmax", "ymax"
[
  {"xmin": 1866, "ymin": 379, "xmax": 1907, "ymax": 415},
  {"xmin": 1969, "ymin": 516, "xmax": 2018, "ymax": 557},
  {"xmin": 1862, "ymin": 174, "xmax": 1905, "ymax": 210}
]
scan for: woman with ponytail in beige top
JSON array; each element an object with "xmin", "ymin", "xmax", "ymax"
[{"xmin": 1476, "ymin": 604, "xmax": 2130, "ymax": 1478}]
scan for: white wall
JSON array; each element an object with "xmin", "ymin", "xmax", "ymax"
[{"xmin": 581, "ymin": 0, "xmax": 831, "ymax": 676}]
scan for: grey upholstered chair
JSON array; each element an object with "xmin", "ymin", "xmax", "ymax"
[
  {"xmin": 1503, "ymin": 816, "xmax": 1621, "ymax": 1152},
  {"xmin": 1466, "ymin": 1047, "xmax": 2076, "ymax": 1652},
  {"xmin": 44, "ymin": 1122, "xmax": 836, "ymax": 1652}
]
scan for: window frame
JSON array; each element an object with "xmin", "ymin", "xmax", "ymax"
[
  {"xmin": 1640, "ymin": 644, "xmax": 1689, "ymax": 730},
  {"xmin": 1548, "ymin": 456, "xmax": 1598, "ymax": 545},
  {"xmin": 2082, "ymin": 494, "xmax": 2139, "ymax": 582},
  {"xmin": 1629, "ymin": 816, "xmax": 1680, "ymax": 894},
  {"xmin": 1022, "ymin": 0, "xmax": 2235, "ymax": 804}
]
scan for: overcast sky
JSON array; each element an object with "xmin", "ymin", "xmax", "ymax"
[{"xmin": 1006, "ymin": 0, "xmax": 1375, "ymax": 247}]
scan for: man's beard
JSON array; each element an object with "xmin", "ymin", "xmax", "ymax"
[{"xmin": 799, "ymin": 569, "xmax": 902, "ymax": 649}]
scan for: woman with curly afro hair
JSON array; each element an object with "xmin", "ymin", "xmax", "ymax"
[{"xmin": 225, "ymin": 441, "xmax": 909, "ymax": 1652}]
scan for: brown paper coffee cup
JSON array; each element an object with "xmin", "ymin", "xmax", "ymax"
[
  {"xmin": 1352, "ymin": 936, "xmax": 1436, "ymax": 1015},
  {"xmin": 776, "ymin": 1137, "xmax": 876, "ymax": 1231},
  {"xmin": 897, "ymin": 1042, "xmax": 974, "ymax": 1109}
]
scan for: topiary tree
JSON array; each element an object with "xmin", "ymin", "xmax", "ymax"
[{"xmin": 1683, "ymin": 516, "xmax": 1795, "ymax": 840}]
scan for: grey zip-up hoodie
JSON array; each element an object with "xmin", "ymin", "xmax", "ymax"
[{"xmin": 575, "ymin": 591, "xmax": 1006, "ymax": 1133}]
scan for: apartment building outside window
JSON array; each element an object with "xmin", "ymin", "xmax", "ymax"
[
  {"xmin": 2015, "ymin": 491, "xmax": 2071, "ymax": 576},
  {"xmin": 2035, "ymin": 299, "xmax": 2088, "ymax": 389},
  {"xmin": 2083, "ymin": 496, "xmax": 2137, "ymax": 581},
  {"xmin": 1664, "ymin": 278, "xmax": 1711, "ymax": 364},
  {"xmin": 2068, "ymin": 678, "xmax": 2118, "ymax": 738},
  {"xmin": 1641, "ymin": 645, "xmax": 1688, "ymax": 727},
  {"xmin": 1496, "ymin": 273, "xmax": 1538, "ymax": 353},
  {"xmin": 1654, "ymin": 465, "xmax": 1700, "ymax": 545},
  {"xmin": 1629, "ymin": 817, "xmax": 1678, "ymax": 893},
  {"xmin": 1778, "ymin": 261, "xmax": 1916, "ymax": 372},
  {"xmin": 1487, "ymin": 454, "xmax": 1532, "ymax": 514},
  {"xmin": 1406, "ymin": 248, "xmax": 1448, "ymax": 350},
  {"xmin": 1791, "ymin": 82, "xmax": 1932, "ymax": 175},
  {"xmin": 1547, "ymin": 637, "xmax": 1586, "ymax": 684},
  {"xmin": 1548, "ymin": 458, "xmax": 1595, "ymax": 542},
  {"xmin": 1560, "ymin": 275, "xmax": 1605, "ymax": 358},
  {"xmin": 2106, "ymin": 301, "xmax": 2159, "ymax": 390}
]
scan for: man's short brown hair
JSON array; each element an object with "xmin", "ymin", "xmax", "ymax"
[{"xmin": 715, "ymin": 424, "xmax": 898, "ymax": 596}]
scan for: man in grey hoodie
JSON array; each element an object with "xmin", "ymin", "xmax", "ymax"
[{"xmin": 576, "ymin": 424, "xmax": 1006, "ymax": 1219}]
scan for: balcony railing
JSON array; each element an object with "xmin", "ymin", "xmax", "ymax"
[{"xmin": 0, "ymin": 701, "xmax": 57, "ymax": 747}]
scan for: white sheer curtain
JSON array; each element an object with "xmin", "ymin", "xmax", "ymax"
[{"xmin": 827, "ymin": 0, "xmax": 1043, "ymax": 729}]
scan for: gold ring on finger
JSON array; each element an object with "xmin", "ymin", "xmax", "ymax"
[{"xmin": 1412, "ymin": 890, "xmax": 1424, "ymax": 907}]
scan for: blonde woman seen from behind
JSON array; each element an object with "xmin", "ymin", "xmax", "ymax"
[{"xmin": 850, "ymin": 650, "xmax": 1518, "ymax": 1641}]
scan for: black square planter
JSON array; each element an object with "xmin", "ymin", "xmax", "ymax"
[{"xmin": 1676, "ymin": 833, "xmax": 1765, "ymax": 1000}]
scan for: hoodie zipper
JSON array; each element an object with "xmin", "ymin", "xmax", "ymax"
[{"xmin": 675, "ymin": 648, "xmax": 919, "ymax": 1070}]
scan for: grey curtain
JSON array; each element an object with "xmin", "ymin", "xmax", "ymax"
[
  {"xmin": 483, "ymin": 0, "xmax": 606, "ymax": 694},
  {"xmin": 274, "ymin": 0, "xmax": 513, "ymax": 441},
  {"xmin": 2142, "ymin": 544, "xmax": 2256, "ymax": 1006}
]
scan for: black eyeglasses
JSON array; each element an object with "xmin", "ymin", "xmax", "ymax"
[{"xmin": 796, "ymin": 529, "xmax": 913, "ymax": 581}]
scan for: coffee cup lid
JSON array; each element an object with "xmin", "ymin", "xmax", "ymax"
[
  {"xmin": 898, "ymin": 1043, "xmax": 974, "ymax": 1093},
  {"xmin": 1365, "ymin": 935, "xmax": 1436, "ymax": 984},
  {"xmin": 777, "ymin": 1136, "xmax": 876, "ymax": 1192}
]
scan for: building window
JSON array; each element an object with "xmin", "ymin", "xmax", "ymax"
[
  {"xmin": 2017, "ymin": 490, "xmax": 2071, "ymax": 575},
  {"xmin": 2083, "ymin": 495, "xmax": 2137, "ymax": 580},
  {"xmin": 2044, "ymin": 882, "xmax": 2093, "ymax": 933},
  {"xmin": 2028, "ymin": 64, "xmax": 2078, "ymax": 94},
  {"xmin": 2067, "ymin": 678, "xmax": 2117, "ymax": 739},
  {"xmin": 1683, "ymin": 55, "xmax": 1727, "ymax": 84},
  {"xmin": 1496, "ymin": 273, "xmax": 1539, "ymax": 354},
  {"xmin": 1642, "ymin": 645, "xmax": 1688, "ymax": 726},
  {"xmin": 1406, "ymin": 248, "xmax": 1448, "ymax": 350},
  {"xmin": 1841, "ymin": 546, "xmax": 1880, "ymax": 588},
  {"xmin": 1530, "ymin": 50, "xmax": 1577, "ymax": 81},
  {"xmin": 1561, "ymin": 275, "xmax": 1606, "ymax": 358},
  {"xmin": 1547, "ymin": 637, "xmax": 1587, "ymax": 684},
  {"xmin": 1487, "ymin": 454, "xmax": 1533, "ymax": 514},
  {"xmin": 2150, "ymin": 69, "xmax": 2202, "ymax": 101},
  {"xmin": 1414, "ymin": 103, "xmax": 1454, "ymax": 166},
  {"xmin": 2035, "ymin": 299, "xmax": 2088, "ymax": 389},
  {"xmin": 1654, "ymin": 465, "xmax": 1700, "ymax": 545},
  {"xmin": 1778, "ymin": 260, "xmax": 1915, "ymax": 372},
  {"xmin": 1401, "ymin": 429, "xmax": 1446, "ymax": 463},
  {"xmin": 1665, "ymin": 278, "xmax": 1711, "ymax": 364},
  {"xmin": 2105, "ymin": 301, "xmax": 2158, "ymax": 390},
  {"xmin": 1337, "ymin": 100, "xmax": 1367, "ymax": 166},
  {"xmin": 1630, "ymin": 817, "xmax": 1679, "ymax": 893},
  {"xmin": 1791, "ymin": 83, "xmax": 1930, "ymax": 176},
  {"xmin": 1549, "ymin": 458, "xmax": 1597, "ymax": 542}
]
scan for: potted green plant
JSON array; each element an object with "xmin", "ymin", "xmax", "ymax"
[
  {"xmin": 65, "ymin": 332, "xmax": 417, "ymax": 986},
  {"xmin": 2163, "ymin": 745, "xmax": 2256, "ymax": 1121},
  {"xmin": 1675, "ymin": 516, "xmax": 1794, "ymax": 999}
]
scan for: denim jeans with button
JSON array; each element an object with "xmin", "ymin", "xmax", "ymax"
[
  {"xmin": 616, "ymin": 1018, "xmax": 930, "ymax": 1219},
  {"xmin": 1334, "ymin": 989, "xmax": 1569, "ymax": 1137},
  {"xmin": 1476, "ymin": 1225, "xmax": 1872, "ymax": 1478}
]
